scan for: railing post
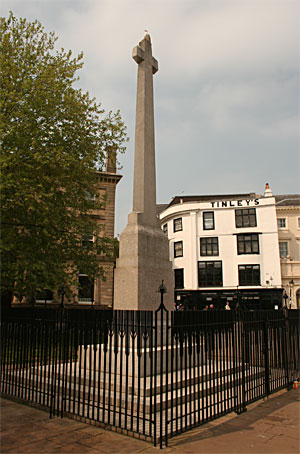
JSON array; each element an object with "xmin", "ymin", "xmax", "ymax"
[
  {"xmin": 59, "ymin": 289, "xmax": 65, "ymax": 418},
  {"xmin": 50, "ymin": 309, "xmax": 58, "ymax": 419},
  {"xmin": 282, "ymin": 308, "xmax": 291, "ymax": 387},
  {"xmin": 153, "ymin": 306, "xmax": 158, "ymax": 446},
  {"xmin": 156, "ymin": 280, "xmax": 168, "ymax": 449},
  {"xmin": 160, "ymin": 299, "xmax": 164, "ymax": 449},
  {"xmin": 235, "ymin": 308, "xmax": 247, "ymax": 414},
  {"xmin": 232, "ymin": 309, "xmax": 238, "ymax": 413},
  {"xmin": 263, "ymin": 316, "xmax": 270, "ymax": 397},
  {"xmin": 240, "ymin": 314, "xmax": 247, "ymax": 413}
]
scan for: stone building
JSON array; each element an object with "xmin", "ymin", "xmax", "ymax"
[
  {"xmin": 13, "ymin": 154, "xmax": 121, "ymax": 308},
  {"xmin": 275, "ymin": 194, "xmax": 300, "ymax": 308},
  {"xmin": 76, "ymin": 155, "xmax": 122, "ymax": 308}
]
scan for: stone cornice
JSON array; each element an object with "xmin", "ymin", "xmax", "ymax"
[
  {"xmin": 98, "ymin": 174, "xmax": 122, "ymax": 185},
  {"xmin": 276, "ymin": 206, "xmax": 300, "ymax": 212}
]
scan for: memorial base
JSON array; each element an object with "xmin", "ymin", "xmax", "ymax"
[{"xmin": 114, "ymin": 212, "xmax": 174, "ymax": 311}]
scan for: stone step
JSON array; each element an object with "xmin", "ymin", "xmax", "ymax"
[
  {"xmin": 3, "ymin": 360, "xmax": 251, "ymax": 396},
  {"xmin": 2, "ymin": 362, "xmax": 265, "ymax": 414}
]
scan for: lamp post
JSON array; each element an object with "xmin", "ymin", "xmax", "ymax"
[
  {"xmin": 90, "ymin": 294, "xmax": 94, "ymax": 310},
  {"xmin": 283, "ymin": 291, "xmax": 289, "ymax": 309},
  {"xmin": 60, "ymin": 286, "xmax": 65, "ymax": 309},
  {"xmin": 289, "ymin": 279, "xmax": 294, "ymax": 309},
  {"xmin": 235, "ymin": 286, "xmax": 240, "ymax": 312},
  {"xmin": 158, "ymin": 280, "xmax": 167, "ymax": 309}
]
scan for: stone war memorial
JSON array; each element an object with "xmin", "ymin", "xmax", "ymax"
[
  {"xmin": 114, "ymin": 32, "xmax": 174, "ymax": 311},
  {"xmin": 2, "ymin": 33, "xmax": 299, "ymax": 452}
]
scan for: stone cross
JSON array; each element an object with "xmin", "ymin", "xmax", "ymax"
[
  {"xmin": 132, "ymin": 35, "xmax": 158, "ymax": 73},
  {"xmin": 113, "ymin": 34, "xmax": 174, "ymax": 311},
  {"xmin": 132, "ymin": 34, "xmax": 159, "ymax": 227}
]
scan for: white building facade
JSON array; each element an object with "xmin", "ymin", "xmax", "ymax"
[{"xmin": 159, "ymin": 186, "xmax": 283, "ymax": 309}]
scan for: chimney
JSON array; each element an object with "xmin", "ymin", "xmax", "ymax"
[
  {"xmin": 105, "ymin": 149, "xmax": 117, "ymax": 173},
  {"xmin": 264, "ymin": 182, "xmax": 273, "ymax": 197}
]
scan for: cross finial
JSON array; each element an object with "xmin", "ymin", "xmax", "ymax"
[
  {"xmin": 144, "ymin": 29, "xmax": 151, "ymax": 41},
  {"xmin": 132, "ymin": 34, "xmax": 158, "ymax": 74}
]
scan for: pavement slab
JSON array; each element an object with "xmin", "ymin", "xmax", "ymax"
[
  {"xmin": 167, "ymin": 390, "xmax": 299, "ymax": 454},
  {"xmin": 1, "ymin": 389, "xmax": 299, "ymax": 453},
  {"xmin": 3, "ymin": 439, "xmax": 63, "ymax": 453}
]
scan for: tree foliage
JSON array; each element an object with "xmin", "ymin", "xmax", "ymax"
[{"xmin": 0, "ymin": 12, "xmax": 128, "ymax": 300}]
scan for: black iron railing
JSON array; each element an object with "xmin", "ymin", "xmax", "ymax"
[{"xmin": 1, "ymin": 305, "xmax": 299, "ymax": 448}]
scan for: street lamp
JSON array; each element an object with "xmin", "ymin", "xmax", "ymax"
[
  {"xmin": 289, "ymin": 280, "xmax": 294, "ymax": 309},
  {"xmin": 283, "ymin": 291, "xmax": 289, "ymax": 308},
  {"xmin": 235, "ymin": 286, "xmax": 240, "ymax": 311},
  {"xmin": 158, "ymin": 280, "xmax": 167, "ymax": 309},
  {"xmin": 60, "ymin": 286, "xmax": 65, "ymax": 309}
]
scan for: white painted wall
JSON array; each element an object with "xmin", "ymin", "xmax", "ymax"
[{"xmin": 160, "ymin": 194, "xmax": 281, "ymax": 291}]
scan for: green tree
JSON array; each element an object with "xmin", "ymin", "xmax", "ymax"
[{"xmin": 0, "ymin": 12, "xmax": 128, "ymax": 302}]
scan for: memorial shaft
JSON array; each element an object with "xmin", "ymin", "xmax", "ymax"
[
  {"xmin": 113, "ymin": 34, "xmax": 174, "ymax": 311},
  {"xmin": 132, "ymin": 35, "xmax": 158, "ymax": 226}
]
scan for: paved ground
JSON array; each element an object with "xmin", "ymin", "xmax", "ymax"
[{"xmin": 1, "ymin": 389, "xmax": 299, "ymax": 453}]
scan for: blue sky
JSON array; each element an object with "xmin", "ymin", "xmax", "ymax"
[{"xmin": 1, "ymin": 0, "xmax": 299, "ymax": 235}]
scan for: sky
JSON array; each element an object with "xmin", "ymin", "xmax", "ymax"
[{"xmin": 1, "ymin": 0, "xmax": 299, "ymax": 236}]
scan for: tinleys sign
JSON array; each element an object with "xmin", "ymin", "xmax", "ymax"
[{"xmin": 210, "ymin": 199, "xmax": 260, "ymax": 208}]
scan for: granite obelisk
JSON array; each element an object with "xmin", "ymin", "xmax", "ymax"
[{"xmin": 114, "ymin": 33, "xmax": 174, "ymax": 311}]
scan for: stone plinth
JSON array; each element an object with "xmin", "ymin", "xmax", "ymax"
[{"xmin": 114, "ymin": 212, "xmax": 174, "ymax": 311}]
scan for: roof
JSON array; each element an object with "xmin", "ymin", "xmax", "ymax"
[
  {"xmin": 167, "ymin": 193, "xmax": 257, "ymax": 208},
  {"xmin": 156, "ymin": 193, "xmax": 300, "ymax": 213},
  {"xmin": 275, "ymin": 195, "xmax": 300, "ymax": 207},
  {"xmin": 156, "ymin": 204, "xmax": 169, "ymax": 215}
]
